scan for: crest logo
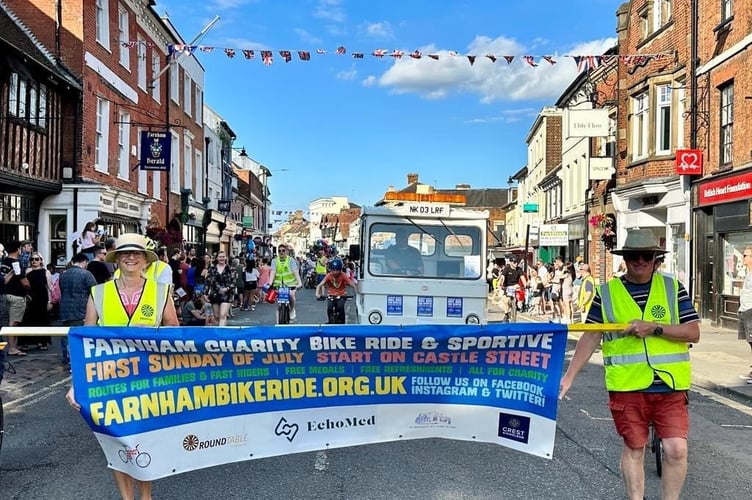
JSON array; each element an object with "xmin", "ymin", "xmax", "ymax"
[
  {"xmin": 150, "ymin": 138, "xmax": 163, "ymax": 158},
  {"xmin": 141, "ymin": 304, "xmax": 155, "ymax": 317}
]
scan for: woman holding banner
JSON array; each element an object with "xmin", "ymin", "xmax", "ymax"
[{"xmin": 66, "ymin": 233, "xmax": 178, "ymax": 500}]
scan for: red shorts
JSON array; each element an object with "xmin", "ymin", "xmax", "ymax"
[{"xmin": 607, "ymin": 391, "xmax": 689, "ymax": 448}]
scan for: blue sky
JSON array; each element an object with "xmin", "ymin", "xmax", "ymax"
[{"xmin": 156, "ymin": 0, "xmax": 620, "ymax": 217}]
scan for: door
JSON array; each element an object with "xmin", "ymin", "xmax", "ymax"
[{"xmin": 701, "ymin": 236, "xmax": 714, "ymax": 320}]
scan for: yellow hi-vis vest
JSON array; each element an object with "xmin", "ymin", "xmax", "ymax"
[
  {"xmin": 315, "ymin": 256, "xmax": 327, "ymax": 274},
  {"xmin": 91, "ymin": 279, "xmax": 170, "ymax": 326},
  {"xmin": 598, "ymin": 274, "xmax": 691, "ymax": 391},
  {"xmin": 577, "ymin": 275, "xmax": 597, "ymax": 313},
  {"xmin": 273, "ymin": 257, "xmax": 296, "ymax": 287},
  {"xmin": 114, "ymin": 260, "xmax": 171, "ymax": 284}
]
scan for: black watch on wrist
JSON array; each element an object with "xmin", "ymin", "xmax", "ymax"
[{"xmin": 652, "ymin": 326, "xmax": 664, "ymax": 337}]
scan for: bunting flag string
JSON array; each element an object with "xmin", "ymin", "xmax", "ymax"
[{"xmin": 132, "ymin": 40, "xmax": 671, "ymax": 69}]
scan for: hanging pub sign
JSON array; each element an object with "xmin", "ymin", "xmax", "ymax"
[
  {"xmin": 140, "ymin": 131, "xmax": 171, "ymax": 171},
  {"xmin": 217, "ymin": 199, "xmax": 231, "ymax": 212},
  {"xmin": 675, "ymin": 149, "xmax": 703, "ymax": 176}
]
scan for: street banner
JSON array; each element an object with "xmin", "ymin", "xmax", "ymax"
[{"xmin": 68, "ymin": 323, "xmax": 567, "ymax": 480}]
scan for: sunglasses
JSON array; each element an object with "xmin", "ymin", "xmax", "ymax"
[
  {"xmin": 31, "ymin": 257, "xmax": 42, "ymax": 261},
  {"xmin": 623, "ymin": 251, "xmax": 655, "ymax": 262},
  {"xmin": 278, "ymin": 249, "xmax": 287, "ymax": 252}
]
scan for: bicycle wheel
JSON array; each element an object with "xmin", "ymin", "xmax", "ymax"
[
  {"xmin": 136, "ymin": 452, "xmax": 151, "ymax": 468},
  {"xmin": 651, "ymin": 424, "xmax": 662, "ymax": 477},
  {"xmin": 278, "ymin": 304, "xmax": 290, "ymax": 324}
]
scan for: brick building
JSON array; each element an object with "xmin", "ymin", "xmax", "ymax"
[
  {"xmin": 690, "ymin": 0, "xmax": 752, "ymax": 326},
  {"xmin": 3, "ymin": 0, "xmax": 211, "ymax": 263},
  {"xmin": 0, "ymin": 2, "xmax": 81, "ymax": 263}
]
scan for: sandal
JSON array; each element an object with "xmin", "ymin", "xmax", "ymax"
[{"xmin": 9, "ymin": 350, "xmax": 27, "ymax": 356}]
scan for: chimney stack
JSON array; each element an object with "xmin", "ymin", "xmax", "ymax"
[{"xmin": 407, "ymin": 173, "xmax": 419, "ymax": 185}]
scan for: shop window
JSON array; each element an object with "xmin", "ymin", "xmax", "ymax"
[
  {"xmin": 721, "ymin": 233, "xmax": 748, "ymax": 296},
  {"xmin": 668, "ymin": 223, "xmax": 687, "ymax": 288}
]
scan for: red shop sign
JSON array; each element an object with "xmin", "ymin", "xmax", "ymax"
[
  {"xmin": 675, "ymin": 149, "xmax": 703, "ymax": 175},
  {"xmin": 697, "ymin": 171, "xmax": 752, "ymax": 206}
]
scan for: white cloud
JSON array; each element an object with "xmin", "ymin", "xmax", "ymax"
[
  {"xmin": 373, "ymin": 35, "xmax": 617, "ymax": 103},
  {"xmin": 293, "ymin": 28, "xmax": 322, "ymax": 46},
  {"xmin": 362, "ymin": 75, "xmax": 377, "ymax": 87},
  {"xmin": 361, "ymin": 21, "xmax": 394, "ymax": 39},
  {"xmin": 313, "ymin": 0, "xmax": 346, "ymax": 23},
  {"xmin": 336, "ymin": 66, "xmax": 358, "ymax": 81}
]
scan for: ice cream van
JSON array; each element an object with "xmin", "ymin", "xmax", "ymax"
[{"xmin": 350, "ymin": 192, "xmax": 489, "ymax": 325}]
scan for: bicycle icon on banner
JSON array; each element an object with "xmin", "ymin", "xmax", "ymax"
[{"xmin": 118, "ymin": 444, "xmax": 151, "ymax": 468}]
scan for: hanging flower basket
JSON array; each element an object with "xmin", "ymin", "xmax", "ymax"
[
  {"xmin": 145, "ymin": 225, "xmax": 184, "ymax": 247},
  {"xmin": 589, "ymin": 214, "xmax": 616, "ymax": 251}
]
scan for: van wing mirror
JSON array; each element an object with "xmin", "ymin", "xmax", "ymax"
[{"xmin": 349, "ymin": 244, "xmax": 361, "ymax": 261}]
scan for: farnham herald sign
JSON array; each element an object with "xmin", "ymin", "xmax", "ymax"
[{"xmin": 697, "ymin": 171, "xmax": 752, "ymax": 206}]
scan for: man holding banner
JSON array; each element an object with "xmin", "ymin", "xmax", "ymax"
[
  {"xmin": 559, "ymin": 229, "xmax": 699, "ymax": 500},
  {"xmin": 66, "ymin": 233, "xmax": 178, "ymax": 500}
]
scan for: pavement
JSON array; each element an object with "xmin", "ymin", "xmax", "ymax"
[{"xmin": 2, "ymin": 298, "xmax": 752, "ymax": 408}]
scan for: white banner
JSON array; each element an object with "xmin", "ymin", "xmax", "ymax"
[{"xmin": 539, "ymin": 224, "xmax": 568, "ymax": 246}]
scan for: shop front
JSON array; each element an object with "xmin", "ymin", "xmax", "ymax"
[
  {"xmin": 40, "ymin": 184, "xmax": 153, "ymax": 266},
  {"xmin": 612, "ymin": 176, "xmax": 689, "ymax": 284},
  {"xmin": 693, "ymin": 169, "xmax": 752, "ymax": 328}
]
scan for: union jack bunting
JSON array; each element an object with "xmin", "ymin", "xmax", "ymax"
[
  {"xmin": 242, "ymin": 50, "xmax": 255, "ymax": 59},
  {"xmin": 298, "ymin": 51, "xmax": 311, "ymax": 61},
  {"xmin": 261, "ymin": 50, "xmax": 273, "ymax": 65},
  {"xmin": 523, "ymin": 56, "xmax": 538, "ymax": 67}
]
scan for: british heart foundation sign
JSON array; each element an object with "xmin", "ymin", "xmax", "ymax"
[
  {"xmin": 675, "ymin": 149, "xmax": 703, "ymax": 175},
  {"xmin": 698, "ymin": 171, "xmax": 752, "ymax": 206}
]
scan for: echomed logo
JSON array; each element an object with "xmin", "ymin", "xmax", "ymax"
[
  {"xmin": 275, "ymin": 415, "xmax": 376, "ymax": 443},
  {"xmin": 651, "ymin": 305, "xmax": 667, "ymax": 319},
  {"xmin": 182, "ymin": 433, "xmax": 248, "ymax": 452},
  {"xmin": 498, "ymin": 412, "xmax": 530, "ymax": 444},
  {"xmin": 275, "ymin": 417, "xmax": 299, "ymax": 442},
  {"xmin": 306, "ymin": 415, "xmax": 376, "ymax": 432},
  {"xmin": 413, "ymin": 411, "xmax": 453, "ymax": 427}
]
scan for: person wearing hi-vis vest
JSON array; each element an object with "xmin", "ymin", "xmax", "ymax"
[
  {"xmin": 65, "ymin": 233, "xmax": 178, "ymax": 500},
  {"xmin": 267, "ymin": 243, "xmax": 303, "ymax": 321},
  {"xmin": 112, "ymin": 236, "xmax": 172, "ymax": 285},
  {"xmin": 559, "ymin": 229, "xmax": 699, "ymax": 500},
  {"xmin": 575, "ymin": 263, "xmax": 597, "ymax": 323}
]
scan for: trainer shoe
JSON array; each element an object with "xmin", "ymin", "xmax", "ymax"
[{"xmin": 290, "ymin": 309, "xmax": 296, "ymax": 320}]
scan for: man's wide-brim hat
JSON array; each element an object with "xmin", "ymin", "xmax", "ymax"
[
  {"xmin": 105, "ymin": 233, "xmax": 158, "ymax": 263},
  {"xmin": 612, "ymin": 228, "xmax": 668, "ymax": 256}
]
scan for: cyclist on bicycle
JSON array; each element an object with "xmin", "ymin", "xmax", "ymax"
[
  {"xmin": 498, "ymin": 256, "xmax": 526, "ymax": 323},
  {"xmin": 266, "ymin": 244, "xmax": 303, "ymax": 320},
  {"xmin": 315, "ymin": 259, "xmax": 356, "ymax": 324}
]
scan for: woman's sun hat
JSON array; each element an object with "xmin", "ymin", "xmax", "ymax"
[
  {"xmin": 105, "ymin": 233, "xmax": 159, "ymax": 263},
  {"xmin": 611, "ymin": 228, "xmax": 668, "ymax": 256}
]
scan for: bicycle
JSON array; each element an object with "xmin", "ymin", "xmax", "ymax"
[
  {"xmin": 325, "ymin": 295, "xmax": 352, "ymax": 324},
  {"xmin": 649, "ymin": 420, "xmax": 662, "ymax": 477},
  {"xmin": 503, "ymin": 286, "xmax": 518, "ymax": 323},
  {"xmin": 118, "ymin": 444, "xmax": 152, "ymax": 468}
]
